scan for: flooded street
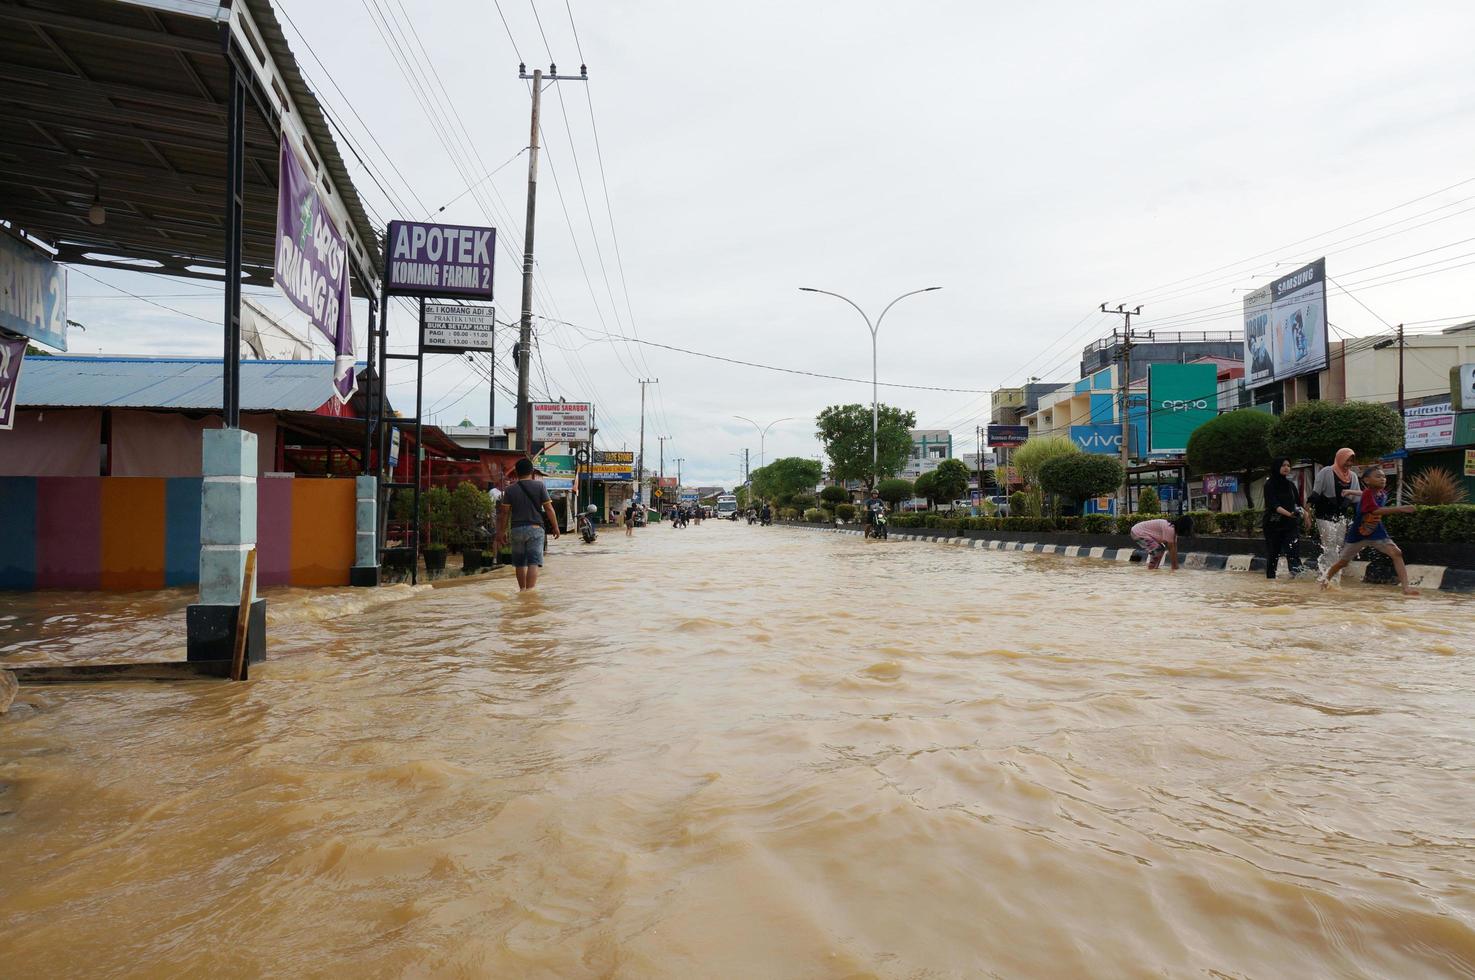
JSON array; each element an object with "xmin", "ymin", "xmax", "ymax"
[{"xmin": 4, "ymin": 522, "xmax": 1475, "ymax": 977}]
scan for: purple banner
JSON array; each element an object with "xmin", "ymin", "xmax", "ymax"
[
  {"xmin": 0, "ymin": 333, "xmax": 25, "ymax": 430},
  {"xmin": 385, "ymin": 220, "xmax": 495, "ymax": 299},
  {"xmin": 275, "ymin": 138, "xmax": 354, "ymax": 402}
]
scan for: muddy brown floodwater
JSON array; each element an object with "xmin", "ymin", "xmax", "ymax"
[{"xmin": 3, "ymin": 523, "xmax": 1475, "ymax": 977}]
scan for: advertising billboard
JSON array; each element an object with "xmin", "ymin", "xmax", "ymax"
[
  {"xmin": 1147, "ymin": 363, "xmax": 1218, "ymax": 454},
  {"xmin": 986, "ymin": 424, "xmax": 1029, "ymax": 447},
  {"xmin": 1405, "ymin": 402, "xmax": 1455, "ymax": 449},
  {"xmin": 422, "ymin": 303, "xmax": 495, "ymax": 353},
  {"xmin": 1070, "ymin": 424, "xmax": 1121, "ymax": 455},
  {"xmin": 1243, "ymin": 258, "xmax": 1328, "ymax": 388}
]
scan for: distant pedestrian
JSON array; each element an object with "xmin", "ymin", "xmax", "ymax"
[
  {"xmin": 624, "ymin": 504, "xmax": 636, "ymax": 537},
  {"xmin": 1262, "ymin": 457, "xmax": 1304, "ymax": 579},
  {"xmin": 1319, "ymin": 465, "xmax": 1419, "ymax": 595},
  {"xmin": 1307, "ymin": 447, "xmax": 1362, "ymax": 580},
  {"xmin": 494, "ymin": 456, "xmax": 560, "ymax": 591},
  {"xmin": 1130, "ymin": 515, "xmax": 1193, "ymax": 571}
]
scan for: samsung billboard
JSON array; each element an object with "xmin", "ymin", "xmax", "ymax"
[{"xmin": 1243, "ymin": 257, "xmax": 1328, "ymax": 388}]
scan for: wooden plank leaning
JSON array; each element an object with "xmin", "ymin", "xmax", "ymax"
[{"xmin": 230, "ymin": 548, "xmax": 258, "ymax": 682}]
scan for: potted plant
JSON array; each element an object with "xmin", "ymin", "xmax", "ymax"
[
  {"xmin": 461, "ymin": 547, "xmax": 482, "ymax": 574},
  {"xmin": 423, "ymin": 536, "xmax": 448, "ymax": 575}
]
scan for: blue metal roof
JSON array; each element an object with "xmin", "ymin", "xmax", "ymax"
[{"xmin": 16, "ymin": 356, "xmax": 366, "ymax": 412}]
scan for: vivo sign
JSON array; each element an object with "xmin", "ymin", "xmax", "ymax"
[{"xmin": 1070, "ymin": 424, "xmax": 1122, "ymax": 454}]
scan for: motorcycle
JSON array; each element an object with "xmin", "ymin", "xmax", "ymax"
[
  {"xmin": 866, "ymin": 512, "xmax": 888, "ymax": 540},
  {"xmin": 578, "ymin": 506, "xmax": 598, "ymax": 543}
]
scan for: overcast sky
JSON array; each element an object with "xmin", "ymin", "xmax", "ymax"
[{"xmin": 71, "ymin": 0, "xmax": 1475, "ymax": 487}]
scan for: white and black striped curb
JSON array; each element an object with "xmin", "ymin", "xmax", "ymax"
[{"xmin": 785, "ymin": 524, "xmax": 1473, "ymax": 593}]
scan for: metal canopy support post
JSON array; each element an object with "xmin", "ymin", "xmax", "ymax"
[
  {"xmin": 222, "ymin": 57, "xmax": 245, "ymax": 428},
  {"xmin": 411, "ymin": 297, "xmax": 426, "ymax": 585}
]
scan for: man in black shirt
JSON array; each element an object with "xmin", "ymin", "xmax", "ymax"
[{"xmin": 494, "ymin": 457, "xmax": 561, "ymax": 591}]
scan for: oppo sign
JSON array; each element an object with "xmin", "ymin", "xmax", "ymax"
[{"xmin": 1147, "ymin": 364, "xmax": 1218, "ymax": 454}]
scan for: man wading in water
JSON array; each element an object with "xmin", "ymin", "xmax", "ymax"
[{"xmin": 494, "ymin": 457, "xmax": 561, "ymax": 591}]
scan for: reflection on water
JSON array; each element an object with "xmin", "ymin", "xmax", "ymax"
[{"xmin": 3, "ymin": 526, "xmax": 1475, "ymax": 976}]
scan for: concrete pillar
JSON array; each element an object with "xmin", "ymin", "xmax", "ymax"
[
  {"xmin": 350, "ymin": 474, "xmax": 380, "ymax": 587},
  {"xmin": 186, "ymin": 428, "xmax": 265, "ymax": 663}
]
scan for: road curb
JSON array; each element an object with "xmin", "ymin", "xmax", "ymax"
[{"xmin": 782, "ymin": 524, "xmax": 1471, "ymax": 593}]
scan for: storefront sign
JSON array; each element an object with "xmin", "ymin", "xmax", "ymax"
[
  {"xmin": 1147, "ymin": 363, "xmax": 1218, "ymax": 453},
  {"xmin": 275, "ymin": 138, "xmax": 354, "ymax": 400},
  {"xmin": 423, "ymin": 302, "xmax": 495, "ymax": 353},
  {"xmin": 594, "ymin": 450, "xmax": 634, "ymax": 464},
  {"xmin": 386, "ymin": 220, "xmax": 495, "ymax": 299},
  {"xmin": 535, "ymin": 453, "xmax": 578, "ymax": 478},
  {"xmin": 591, "ymin": 463, "xmax": 633, "ymax": 481},
  {"xmin": 1405, "ymin": 404, "xmax": 1455, "ymax": 449},
  {"xmin": 986, "ymin": 424, "xmax": 1029, "ymax": 447},
  {"xmin": 1203, "ymin": 474, "xmax": 1240, "ymax": 495},
  {"xmin": 1452, "ymin": 364, "xmax": 1475, "ymax": 410},
  {"xmin": 1466, "ymin": 449, "xmax": 1475, "ymax": 477},
  {"xmin": 0, "ymin": 235, "xmax": 67, "ymax": 351},
  {"xmin": 0, "ymin": 334, "xmax": 26, "ymax": 430},
  {"xmin": 530, "ymin": 401, "xmax": 591, "ymax": 442},
  {"xmin": 1070, "ymin": 424, "xmax": 1122, "ymax": 455}
]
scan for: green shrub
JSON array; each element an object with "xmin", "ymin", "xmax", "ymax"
[
  {"xmin": 1236, "ymin": 509, "xmax": 1264, "ymax": 533},
  {"xmin": 1185, "ymin": 510, "xmax": 1219, "ymax": 535},
  {"xmin": 790, "ymin": 493, "xmax": 817, "ymax": 511},
  {"xmin": 1081, "ymin": 514, "xmax": 1114, "ymax": 534},
  {"xmin": 877, "ymin": 478, "xmax": 914, "ymax": 506},
  {"xmin": 835, "ymin": 502, "xmax": 857, "ymax": 521},
  {"xmin": 1008, "ymin": 490, "xmax": 1028, "ymax": 515},
  {"xmin": 820, "ymin": 484, "xmax": 848, "ymax": 505},
  {"xmin": 1114, "ymin": 515, "xmax": 1136, "ymax": 536},
  {"xmin": 1268, "ymin": 400, "xmax": 1404, "ymax": 463},
  {"xmin": 1137, "ymin": 487, "xmax": 1161, "ymax": 514},
  {"xmin": 1040, "ymin": 454, "xmax": 1124, "ymax": 505},
  {"xmin": 1385, "ymin": 505, "xmax": 1475, "ymax": 543},
  {"xmin": 1000, "ymin": 516, "xmax": 1057, "ymax": 532},
  {"xmin": 889, "ymin": 514, "xmax": 922, "ymax": 528},
  {"xmin": 1057, "ymin": 516, "xmax": 1082, "ymax": 532},
  {"xmin": 803, "ymin": 507, "xmax": 827, "ymax": 523}
]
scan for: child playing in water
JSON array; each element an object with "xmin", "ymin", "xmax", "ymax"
[
  {"xmin": 1319, "ymin": 465, "xmax": 1419, "ymax": 595},
  {"xmin": 1130, "ymin": 515, "xmax": 1193, "ymax": 570}
]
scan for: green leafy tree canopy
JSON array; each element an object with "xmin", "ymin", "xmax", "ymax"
[
  {"xmin": 1011, "ymin": 436, "xmax": 1080, "ymax": 489},
  {"xmin": 913, "ymin": 470, "xmax": 937, "ymax": 504},
  {"xmin": 1185, "ymin": 409, "xmax": 1276, "ymax": 506},
  {"xmin": 819, "ymin": 484, "xmax": 849, "ymax": 505},
  {"xmin": 876, "ymin": 478, "xmax": 914, "ymax": 505},
  {"xmin": 1268, "ymin": 400, "xmax": 1404, "ymax": 463},
  {"xmin": 931, "ymin": 458, "xmax": 971, "ymax": 504},
  {"xmin": 751, "ymin": 456, "xmax": 823, "ymax": 505},
  {"xmin": 1040, "ymin": 454, "xmax": 1125, "ymax": 504},
  {"xmin": 816, "ymin": 403, "xmax": 917, "ymax": 488}
]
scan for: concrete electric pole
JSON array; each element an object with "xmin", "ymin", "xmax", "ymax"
[
  {"xmin": 636, "ymin": 377, "xmax": 656, "ymax": 507},
  {"xmin": 1100, "ymin": 303, "xmax": 1142, "ymax": 513},
  {"xmin": 515, "ymin": 62, "xmax": 587, "ymax": 453}
]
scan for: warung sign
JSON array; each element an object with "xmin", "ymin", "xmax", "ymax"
[{"xmin": 530, "ymin": 401, "xmax": 592, "ymax": 442}]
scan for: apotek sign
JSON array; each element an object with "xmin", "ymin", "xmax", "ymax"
[
  {"xmin": 0, "ymin": 234, "xmax": 67, "ymax": 351},
  {"xmin": 1147, "ymin": 363, "xmax": 1218, "ymax": 454},
  {"xmin": 986, "ymin": 424, "xmax": 1029, "ymax": 447},
  {"xmin": 386, "ymin": 220, "xmax": 495, "ymax": 299},
  {"xmin": 530, "ymin": 402, "xmax": 592, "ymax": 442}
]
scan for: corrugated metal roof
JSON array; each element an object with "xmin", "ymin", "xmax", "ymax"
[{"xmin": 16, "ymin": 356, "xmax": 365, "ymax": 411}]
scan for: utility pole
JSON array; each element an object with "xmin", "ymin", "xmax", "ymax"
[
  {"xmin": 675, "ymin": 457, "xmax": 684, "ymax": 487},
  {"xmin": 516, "ymin": 61, "xmax": 588, "ymax": 454},
  {"xmin": 658, "ymin": 435, "xmax": 670, "ymax": 481},
  {"xmin": 1397, "ymin": 323, "xmax": 1406, "ymax": 505},
  {"xmin": 1101, "ymin": 303, "xmax": 1142, "ymax": 514},
  {"xmin": 636, "ymin": 377, "xmax": 656, "ymax": 509},
  {"xmin": 976, "ymin": 424, "xmax": 984, "ymax": 504}
]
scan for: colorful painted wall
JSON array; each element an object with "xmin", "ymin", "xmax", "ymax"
[{"xmin": 0, "ymin": 476, "xmax": 355, "ymax": 591}]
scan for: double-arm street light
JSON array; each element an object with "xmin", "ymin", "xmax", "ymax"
[
  {"xmin": 798, "ymin": 286, "xmax": 942, "ymax": 483},
  {"xmin": 733, "ymin": 415, "xmax": 794, "ymax": 472}
]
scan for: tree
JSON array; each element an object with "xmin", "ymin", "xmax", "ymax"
[
  {"xmin": 1040, "ymin": 454, "xmax": 1125, "ymax": 507},
  {"xmin": 815, "ymin": 402, "xmax": 917, "ymax": 489},
  {"xmin": 750, "ymin": 456, "xmax": 823, "ymax": 505},
  {"xmin": 932, "ymin": 458, "xmax": 971, "ymax": 504},
  {"xmin": 1268, "ymin": 400, "xmax": 1404, "ymax": 463},
  {"xmin": 876, "ymin": 478, "xmax": 914, "ymax": 506},
  {"xmin": 1137, "ymin": 486, "xmax": 1161, "ymax": 514},
  {"xmin": 449, "ymin": 480, "xmax": 494, "ymax": 549},
  {"xmin": 1011, "ymin": 436, "xmax": 1080, "ymax": 489},
  {"xmin": 1185, "ymin": 409, "xmax": 1276, "ymax": 507},
  {"xmin": 913, "ymin": 470, "xmax": 937, "ymax": 506},
  {"xmin": 820, "ymin": 484, "xmax": 848, "ymax": 505}
]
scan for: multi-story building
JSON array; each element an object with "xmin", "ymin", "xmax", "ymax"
[{"xmin": 902, "ymin": 428, "xmax": 952, "ymax": 480}]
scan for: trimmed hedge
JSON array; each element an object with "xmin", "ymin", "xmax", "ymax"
[{"xmin": 879, "ymin": 504, "xmax": 1475, "ymax": 542}]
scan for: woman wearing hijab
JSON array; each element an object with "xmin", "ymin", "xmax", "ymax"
[
  {"xmin": 1307, "ymin": 447, "xmax": 1361, "ymax": 578},
  {"xmin": 1263, "ymin": 457, "xmax": 1305, "ymax": 578}
]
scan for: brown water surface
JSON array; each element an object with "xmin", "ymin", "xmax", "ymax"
[{"xmin": 3, "ymin": 524, "xmax": 1475, "ymax": 977}]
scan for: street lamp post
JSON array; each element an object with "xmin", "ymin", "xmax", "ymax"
[
  {"xmin": 733, "ymin": 415, "xmax": 794, "ymax": 472},
  {"xmin": 799, "ymin": 286, "xmax": 941, "ymax": 485}
]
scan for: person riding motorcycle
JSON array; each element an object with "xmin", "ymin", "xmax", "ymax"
[{"xmin": 864, "ymin": 490, "xmax": 888, "ymax": 538}]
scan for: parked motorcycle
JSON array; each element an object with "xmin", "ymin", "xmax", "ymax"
[{"xmin": 578, "ymin": 505, "xmax": 598, "ymax": 544}]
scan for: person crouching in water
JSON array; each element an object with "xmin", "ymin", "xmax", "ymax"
[
  {"xmin": 1130, "ymin": 514, "xmax": 1193, "ymax": 570},
  {"xmin": 1319, "ymin": 465, "xmax": 1419, "ymax": 595}
]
